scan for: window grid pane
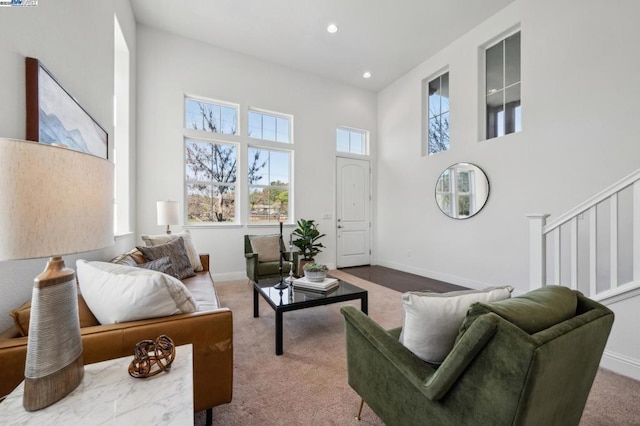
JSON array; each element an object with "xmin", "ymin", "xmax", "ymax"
[
  {"xmin": 185, "ymin": 139, "xmax": 238, "ymax": 223},
  {"xmin": 185, "ymin": 98, "xmax": 238, "ymax": 135},
  {"xmin": 248, "ymin": 147, "xmax": 291, "ymax": 223},
  {"xmin": 336, "ymin": 127, "xmax": 367, "ymax": 155},
  {"xmin": 427, "ymin": 72, "xmax": 450, "ymax": 155},
  {"xmin": 248, "ymin": 110, "xmax": 291, "ymax": 144},
  {"xmin": 485, "ymin": 31, "xmax": 521, "ymax": 140}
]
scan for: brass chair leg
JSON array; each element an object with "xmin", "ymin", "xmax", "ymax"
[{"xmin": 355, "ymin": 398, "xmax": 365, "ymax": 421}]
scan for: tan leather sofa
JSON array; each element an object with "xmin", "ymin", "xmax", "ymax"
[{"xmin": 0, "ymin": 254, "xmax": 232, "ymax": 418}]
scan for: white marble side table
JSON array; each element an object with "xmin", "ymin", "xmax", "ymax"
[{"xmin": 0, "ymin": 344, "xmax": 193, "ymax": 425}]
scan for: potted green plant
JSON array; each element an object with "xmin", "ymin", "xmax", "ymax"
[
  {"xmin": 292, "ymin": 219, "xmax": 326, "ymax": 271},
  {"xmin": 303, "ymin": 262, "xmax": 328, "ymax": 282}
]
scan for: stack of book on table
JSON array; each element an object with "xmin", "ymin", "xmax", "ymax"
[{"xmin": 293, "ymin": 276, "xmax": 339, "ymax": 292}]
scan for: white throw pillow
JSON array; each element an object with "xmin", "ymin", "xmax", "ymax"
[
  {"xmin": 141, "ymin": 229, "xmax": 203, "ymax": 272},
  {"xmin": 76, "ymin": 260, "xmax": 197, "ymax": 325},
  {"xmin": 400, "ymin": 286, "xmax": 513, "ymax": 364}
]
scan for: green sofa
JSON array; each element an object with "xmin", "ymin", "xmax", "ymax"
[{"xmin": 341, "ymin": 286, "xmax": 614, "ymax": 426}]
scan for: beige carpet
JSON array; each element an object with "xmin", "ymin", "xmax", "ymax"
[{"xmin": 195, "ymin": 271, "xmax": 640, "ymax": 425}]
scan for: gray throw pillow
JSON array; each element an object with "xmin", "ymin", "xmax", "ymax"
[
  {"xmin": 135, "ymin": 256, "xmax": 176, "ymax": 277},
  {"xmin": 137, "ymin": 237, "xmax": 195, "ymax": 280}
]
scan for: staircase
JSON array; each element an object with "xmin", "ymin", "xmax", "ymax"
[{"xmin": 528, "ymin": 169, "xmax": 640, "ymax": 303}]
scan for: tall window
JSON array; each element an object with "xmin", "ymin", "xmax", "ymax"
[
  {"xmin": 248, "ymin": 147, "xmax": 291, "ymax": 223},
  {"xmin": 184, "ymin": 96, "xmax": 240, "ymax": 223},
  {"xmin": 248, "ymin": 109, "xmax": 291, "ymax": 143},
  {"xmin": 424, "ymin": 72, "xmax": 450, "ymax": 155},
  {"xmin": 486, "ymin": 31, "xmax": 521, "ymax": 139},
  {"xmin": 113, "ymin": 15, "xmax": 130, "ymax": 235},
  {"xmin": 185, "ymin": 139, "xmax": 238, "ymax": 223},
  {"xmin": 337, "ymin": 127, "xmax": 367, "ymax": 155}
]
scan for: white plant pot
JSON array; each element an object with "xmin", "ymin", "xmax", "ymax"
[{"xmin": 304, "ymin": 270, "xmax": 327, "ymax": 282}]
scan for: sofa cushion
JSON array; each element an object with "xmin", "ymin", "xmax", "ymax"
[
  {"xmin": 182, "ymin": 271, "xmax": 220, "ymax": 311},
  {"xmin": 400, "ymin": 286, "xmax": 513, "ymax": 364},
  {"xmin": 249, "ymin": 235, "xmax": 281, "ymax": 262},
  {"xmin": 77, "ymin": 260, "xmax": 197, "ymax": 325},
  {"xmin": 459, "ymin": 285, "xmax": 578, "ymax": 336},
  {"xmin": 9, "ymin": 301, "xmax": 30, "ymax": 337},
  {"xmin": 141, "ymin": 229, "xmax": 203, "ymax": 272},
  {"xmin": 137, "ymin": 237, "xmax": 195, "ymax": 280}
]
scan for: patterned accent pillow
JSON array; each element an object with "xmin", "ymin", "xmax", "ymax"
[
  {"xmin": 249, "ymin": 235, "xmax": 281, "ymax": 262},
  {"xmin": 141, "ymin": 230, "xmax": 203, "ymax": 272},
  {"xmin": 136, "ymin": 256, "xmax": 176, "ymax": 277},
  {"xmin": 110, "ymin": 248, "xmax": 145, "ymax": 266},
  {"xmin": 137, "ymin": 237, "xmax": 195, "ymax": 280}
]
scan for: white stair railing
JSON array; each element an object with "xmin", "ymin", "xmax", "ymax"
[{"xmin": 528, "ymin": 169, "xmax": 640, "ymax": 302}]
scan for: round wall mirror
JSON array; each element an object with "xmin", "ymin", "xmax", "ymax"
[{"xmin": 435, "ymin": 163, "xmax": 489, "ymax": 219}]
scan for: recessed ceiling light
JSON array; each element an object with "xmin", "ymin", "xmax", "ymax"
[
  {"xmin": 363, "ymin": 71, "xmax": 372, "ymax": 79},
  {"xmin": 327, "ymin": 23, "xmax": 338, "ymax": 34}
]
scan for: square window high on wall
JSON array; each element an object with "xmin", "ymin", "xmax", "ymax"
[
  {"xmin": 485, "ymin": 31, "xmax": 521, "ymax": 140},
  {"xmin": 423, "ymin": 71, "xmax": 450, "ymax": 155}
]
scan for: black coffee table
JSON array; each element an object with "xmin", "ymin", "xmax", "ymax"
[{"xmin": 253, "ymin": 277, "xmax": 368, "ymax": 355}]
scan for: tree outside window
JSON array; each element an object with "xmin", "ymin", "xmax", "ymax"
[
  {"xmin": 185, "ymin": 139, "xmax": 238, "ymax": 223},
  {"xmin": 425, "ymin": 72, "xmax": 450, "ymax": 155},
  {"xmin": 248, "ymin": 147, "xmax": 290, "ymax": 223}
]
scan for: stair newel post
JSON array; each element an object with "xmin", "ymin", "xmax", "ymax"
[{"xmin": 527, "ymin": 214, "xmax": 550, "ymax": 291}]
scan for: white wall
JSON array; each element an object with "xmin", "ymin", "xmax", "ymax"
[
  {"xmin": 135, "ymin": 26, "xmax": 377, "ymax": 280},
  {"xmin": 0, "ymin": 0, "xmax": 137, "ymax": 332},
  {"xmin": 376, "ymin": 0, "xmax": 640, "ymax": 378}
]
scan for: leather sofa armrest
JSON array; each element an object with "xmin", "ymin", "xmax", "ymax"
[{"xmin": 199, "ymin": 253, "xmax": 210, "ymax": 272}]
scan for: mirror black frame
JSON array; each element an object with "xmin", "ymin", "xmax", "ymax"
[{"xmin": 435, "ymin": 163, "xmax": 490, "ymax": 219}]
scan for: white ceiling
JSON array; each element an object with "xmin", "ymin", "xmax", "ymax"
[{"xmin": 130, "ymin": 0, "xmax": 515, "ymax": 92}]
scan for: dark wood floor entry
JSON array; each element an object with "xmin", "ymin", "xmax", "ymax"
[{"xmin": 338, "ymin": 265, "xmax": 468, "ymax": 293}]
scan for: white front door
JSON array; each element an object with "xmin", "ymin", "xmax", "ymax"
[{"xmin": 336, "ymin": 157, "xmax": 371, "ymax": 267}]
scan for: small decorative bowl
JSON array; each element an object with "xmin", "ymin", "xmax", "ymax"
[{"xmin": 304, "ymin": 270, "xmax": 328, "ymax": 282}]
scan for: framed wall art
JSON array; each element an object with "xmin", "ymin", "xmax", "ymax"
[{"xmin": 26, "ymin": 57, "xmax": 108, "ymax": 159}]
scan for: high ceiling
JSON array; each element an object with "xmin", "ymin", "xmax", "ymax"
[{"xmin": 131, "ymin": 0, "xmax": 515, "ymax": 92}]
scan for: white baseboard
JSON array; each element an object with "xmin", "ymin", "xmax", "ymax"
[{"xmin": 600, "ymin": 350, "xmax": 640, "ymax": 381}]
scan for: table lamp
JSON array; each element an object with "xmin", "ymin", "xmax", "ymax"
[
  {"xmin": 157, "ymin": 200, "xmax": 180, "ymax": 234},
  {"xmin": 0, "ymin": 138, "xmax": 114, "ymax": 411}
]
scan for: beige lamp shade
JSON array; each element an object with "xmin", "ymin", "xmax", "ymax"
[
  {"xmin": 0, "ymin": 138, "xmax": 114, "ymax": 260},
  {"xmin": 157, "ymin": 200, "xmax": 180, "ymax": 226}
]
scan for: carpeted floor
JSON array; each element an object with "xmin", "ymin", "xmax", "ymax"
[{"xmin": 195, "ymin": 272, "xmax": 640, "ymax": 425}]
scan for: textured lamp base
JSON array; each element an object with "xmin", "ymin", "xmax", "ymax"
[
  {"xmin": 23, "ymin": 355, "xmax": 84, "ymax": 411},
  {"xmin": 23, "ymin": 256, "xmax": 84, "ymax": 411}
]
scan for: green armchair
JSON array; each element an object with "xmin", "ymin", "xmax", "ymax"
[
  {"xmin": 341, "ymin": 286, "xmax": 614, "ymax": 426},
  {"xmin": 244, "ymin": 234, "xmax": 298, "ymax": 283}
]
